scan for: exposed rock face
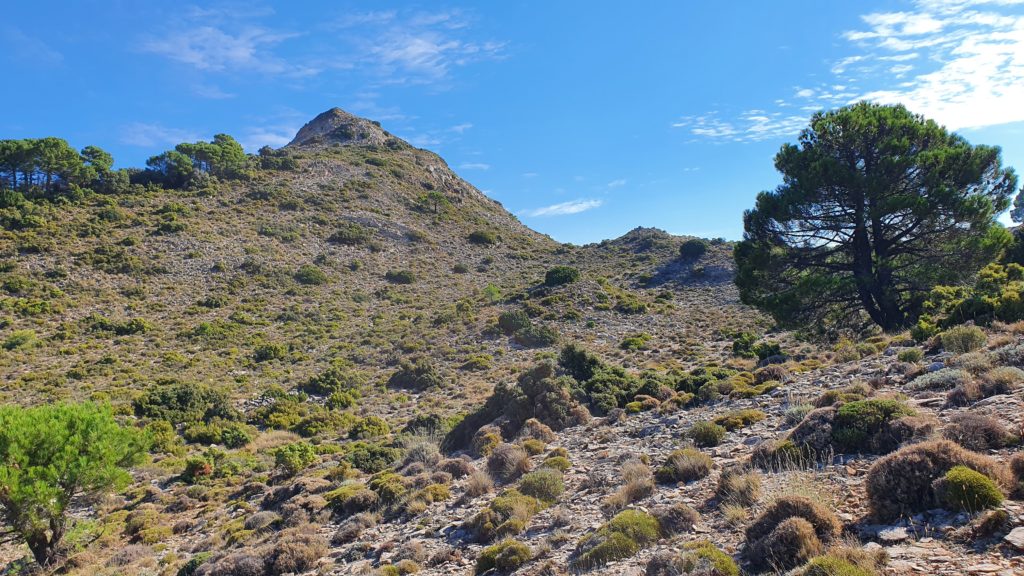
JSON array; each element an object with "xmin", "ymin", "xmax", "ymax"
[{"xmin": 286, "ymin": 107, "xmax": 391, "ymax": 148}]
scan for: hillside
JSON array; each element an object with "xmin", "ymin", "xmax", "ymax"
[{"xmin": 1, "ymin": 109, "xmax": 1022, "ymax": 576}]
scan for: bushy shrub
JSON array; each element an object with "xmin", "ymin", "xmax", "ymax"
[
  {"xmin": 571, "ymin": 509, "xmax": 661, "ymax": 569},
  {"xmin": 656, "ymin": 448, "xmax": 712, "ymax": 483},
  {"xmin": 744, "ymin": 496, "xmax": 839, "ymax": 572},
  {"xmin": 865, "ymin": 440, "xmax": 1011, "ymax": 520},
  {"xmin": 830, "ymin": 399, "xmax": 916, "ymax": 453},
  {"xmin": 799, "ymin": 555, "xmax": 877, "ymax": 576},
  {"xmin": 488, "ymin": 443, "xmax": 531, "ymax": 482},
  {"xmin": 325, "ymin": 484, "xmax": 379, "ymax": 517},
  {"xmin": 896, "ymin": 348, "xmax": 924, "ymax": 363},
  {"xmin": 940, "ymin": 325, "xmax": 987, "ymax": 353},
  {"xmin": 910, "ymin": 368, "xmax": 972, "ymax": 391},
  {"xmin": 302, "ymin": 366, "xmax": 365, "ymax": 397},
  {"xmin": 517, "ymin": 468, "xmax": 564, "ymax": 504},
  {"xmin": 943, "ymin": 413, "xmax": 1013, "ymax": 450},
  {"xmin": 475, "ymin": 539, "xmax": 531, "ymax": 574},
  {"xmin": 689, "ymin": 421, "xmax": 727, "ymax": 447},
  {"xmin": 367, "ymin": 472, "xmax": 408, "ymax": 505},
  {"xmin": 941, "ymin": 465, "xmax": 1004, "ymax": 512},
  {"xmin": 652, "ymin": 502, "xmax": 699, "ymax": 536},
  {"xmin": 347, "ymin": 442, "xmax": 401, "ymax": 474},
  {"xmin": 466, "ymin": 489, "xmax": 542, "ymax": 542},
  {"xmin": 646, "ymin": 541, "xmax": 739, "ymax": 576},
  {"xmin": 512, "ymin": 323, "xmax": 559, "ymax": 348},
  {"xmin": 294, "ymin": 264, "xmax": 328, "ymax": 285},
  {"xmin": 497, "ymin": 309, "xmax": 531, "ymax": 334},
  {"xmin": 274, "ymin": 442, "xmax": 317, "ymax": 476},
  {"xmin": 349, "ymin": 416, "xmax": 390, "ymax": 440},
  {"xmin": 388, "ymin": 357, "xmax": 442, "ymax": 390},
  {"xmin": 468, "ymin": 230, "xmax": 497, "ymax": 245},
  {"xmin": 813, "ymin": 383, "xmax": 872, "ymax": 408},
  {"xmin": 385, "ymin": 269, "xmax": 416, "ymax": 284},
  {"xmin": 329, "ymin": 221, "xmax": 373, "ymax": 245},
  {"xmin": 679, "ymin": 239, "xmax": 708, "ymax": 259},
  {"xmin": 134, "ymin": 382, "xmax": 237, "ymax": 425},
  {"xmin": 544, "ymin": 266, "xmax": 581, "ymax": 287},
  {"xmin": 713, "ymin": 409, "xmax": 766, "ymax": 431},
  {"xmin": 715, "ymin": 466, "xmax": 762, "ymax": 507}
]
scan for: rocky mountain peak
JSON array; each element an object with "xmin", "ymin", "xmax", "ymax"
[{"xmin": 286, "ymin": 107, "xmax": 391, "ymax": 149}]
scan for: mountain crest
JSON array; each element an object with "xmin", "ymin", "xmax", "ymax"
[{"xmin": 286, "ymin": 107, "xmax": 391, "ymax": 148}]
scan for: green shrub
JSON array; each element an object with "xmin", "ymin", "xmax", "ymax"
[
  {"xmin": 572, "ymin": 509, "xmax": 661, "ymax": 569},
  {"xmin": 656, "ymin": 448, "xmax": 712, "ymax": 483},
  {"xmin": 497, "ymin": 309, "xmax": 531, "ymax": 335},
  {"xmin": 512, "ymin": 324, "xmax": 559, "ymax": 348},
  {"xmin": 347, "ymin": 442, "xmax": 401, "ymax": 473},
  {"xmin": 134, "ymin": 382, "xmax": 237, "ymax": 425},
  {"xmin": 3, "ymin": 329, "xmax": 37, "ymax": 350},
  {"xmin": 177, "ymin": 552, "xmax": 212, "ymax": 576},
  {"xmin": 896, "ymin": 348, "xmax": 924, "ymax": 363},
  {"xmin": 294, "ymin": 264, "xmax": 328, "ymax": 285},
  {"xmin": 672, "ymin": 541, "xmax": 739, "ymax": 576},
  {"xmin": 328, "ymin": 221, "xmax": 373, "ymax": 245},
  {"xmin": 679, "ymin": 239, "xmax": 708, "ymax": 259},
  {"xmin": 731, "ymin": 332, "xmax": 757, "ymax": 357},
  {"xmin": 689, "ymin": 421, "xmax": 727, "ymax": 447},
  {"xmin": 752, "ymin": 341, "xmax": 783, "ymax": 361},
  {"xmin": 388, "ymin": 357, "xmax": 442, "ymax": 390},
  {"xmin": 544, "ymin": 266, "xmax": 581, "ymax": 287},
  {"xmin": 468, "ymin": 230, "xmax": 497, "ymax": 245},
  {"xmin": 303, "ymin": 366, "xmax": 366, "ymax": 396},
  {"xmin": 941, "ymin": 465, "xmax": 1004, "ymax": 512},
  {"xmin": 542, "ymin": 456, "xmax": 572, "ymax": 472},
  {"xmin": 940, "ymin": 325, "xmax": 987, "ymax": 353},
  {"xmin": 274, "ymin": 442, "xmax": 317, "ymax": 476},
  {"xmin": 475, "ymin": 539, "xmax": 531, "ymax": 574},
  {"xmin": 385, "ymin": 269, "xmax": 416, "ymax": 284},
  {"xmin": 253, "ymin": 342, "xmax": 288, "ymax": 362},
  {"xmin": 325, "ymin": 483, "xmax": 379, "ymax": 516},
  {"xmin": 517, "ymin": 468, "xmax": 564, "ymax": 504},
  {"xmin": 349, "ymin": 416, "xmax": 390, "ymax": 440},
  {"xmin": 713, "ymin": 409, "xmax": 766, "ymax": 431},
  {"xmin": 831, "ymin": 399, "xmax": 915, "ymax": 453},
  {"xmin": 368, "ymin": 471, "xmax": 407, "ymax": 505}
]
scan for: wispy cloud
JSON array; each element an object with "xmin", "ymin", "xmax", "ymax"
[
  {"xmin": 1, "ymin": 26, "xmax": 63, "ymax": 64},
  {"xmin": 523, "ymin": 198, "xmax": 604, "ymax": 217},
  {"xmin": 139, "ymin": 8, "xmax": 503, "ymax": 88},
  {"xmin": 606, "ymin": 178, "xmax": 627, "ymax": 188},
  {"xmin": 677, "ymin": 0, "xmax": 1024, "ymax": 141},
  {"xmin": 192, "ymin": 83, "xmax": 236, "ymax": 99},
  {"xmin": 449, "ymin": 123, "xmax": 473, "ymax": 133},
  {"xmin": 459, "ymin": 162, "xmax": 490, "ymax": 170},
  {"xmin": 120, "ymin": 123, "xmax": 201, "ymax": 147}
]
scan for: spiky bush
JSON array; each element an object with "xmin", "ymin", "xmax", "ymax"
[
  {"xmin": 747, "ymin": 517, "xmax": 824, "ymax": 572},
  {"xmin": 571, "ymin": 509, "xmax": 661, "ymax": 569},
  {"xmin": 488, "ymin": 443, "xmax": 531, "ymax": 483},
  {"xmin": 656, "ymin": 448, "xmax": 712, "ymax": 483},
  {"xmin": 689, "ymin": 421, "xmax": 726, "ymax": 447},
  {"xmin": 517, "ymin": 468, "xmax": 564, "ymax": 504},
  {"xmin": 941, "ymin": 465, "xmax": 1004, "ymax": 512},
  {"xmin": 475, "ymin": 539, "xmax": 531, "ymax": 574},
  {"xmin": 939, "ymin": 325, "xmax": 986, "ymax": 354},
  {"xmin": 865, "ymin": 440, "xmax": 1011, "ymax": 520},
  {"xmin": 943, "ymin": 413, "xmax": 1014, "ymax": 451}
]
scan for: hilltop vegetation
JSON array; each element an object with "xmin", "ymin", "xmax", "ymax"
[{"xmin": 1, "ymin": 106, "xmax": 1023, "ymax": 576}]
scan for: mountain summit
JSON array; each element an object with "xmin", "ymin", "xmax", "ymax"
[{"xmin": 286, "ymin": 107, "xmax": 391, "ymax": 148}]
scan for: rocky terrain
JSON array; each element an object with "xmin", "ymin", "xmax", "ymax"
[{"xmin": 1, "ymin": 109, "xmax": 1022, "ymax": 576}]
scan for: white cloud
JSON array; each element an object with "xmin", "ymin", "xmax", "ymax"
[
  {"xmin": 678, "ymin": 0, "xmax": 1024, "ymax": 142},
  {"xmin": 140, "ymin": 26, "xmax": 302, "ymax": 74},
  {"xmin": 449, "ymin": 123, "xmax": 473, "ymax": 133},
  {"xmin": 607, "ymin": 179, "xmax": 627, "ymax": 188},
  {"xmin": 192, "ymin": 83, "xmax": 235, "ymax": 99},
  {"xmin": 523, "ymin": 199, "xmax": 603, "ymax": 217},
  {"xmin": 522, "ymin": 172, "xmax": 539, "ymax": 178},
  {"xmin": 0, "ymin": 26, "xmax": 63, "ymax": 64},
  {"xmin": 120, "ymin": 123, "xmax": 201, "ymax": 147},
  {"xmin": 459, "ymin": 162, "xmax": 490, "ymax": 170}
]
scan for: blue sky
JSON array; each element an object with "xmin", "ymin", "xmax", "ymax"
[{"xmin": 2, "ymin": 1, "xmax": 1023, "ymax": 244}]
